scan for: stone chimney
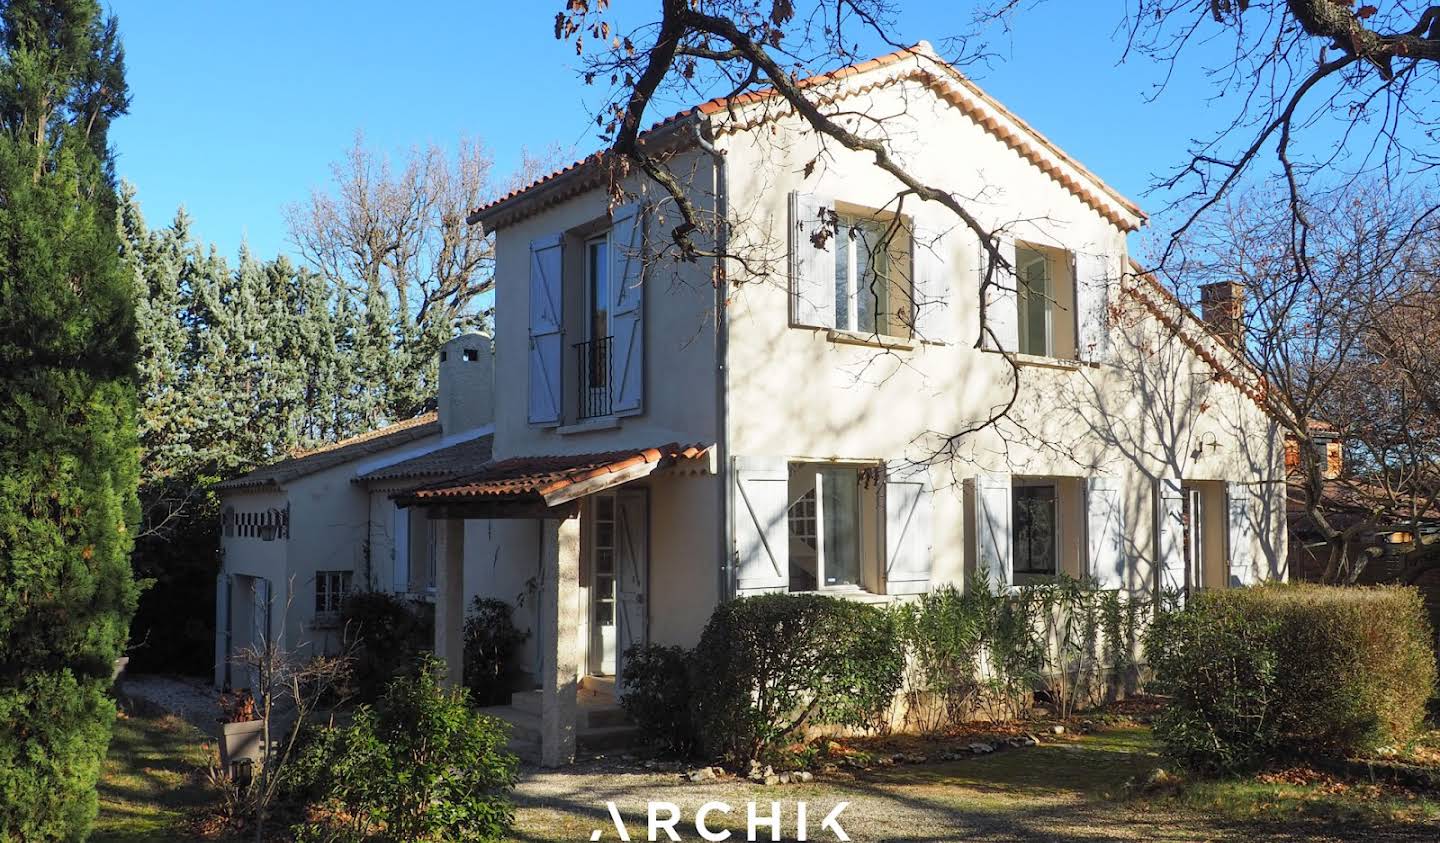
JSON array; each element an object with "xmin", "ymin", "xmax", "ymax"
[
  {"xmin": 1199, "ymin": 281, "xmax": 1246, "ymax": 347},
  {"xmin": 437, "ymin": 332, "xmax": 494, "ymax": 435}
]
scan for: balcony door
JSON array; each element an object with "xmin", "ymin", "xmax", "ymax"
[{"xmin": 579, "ymin": 235, "xmax": 612, "ymax": 419}]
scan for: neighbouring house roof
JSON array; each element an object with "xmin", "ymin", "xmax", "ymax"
[
  {"xmin": 1287, "ymin": 478, "xmax": 1440, "ymax": 524},
  {"xmin": 216, "ymin": 412, "xmax": 442, "ymax": 492},
  {"xmin": 355, "ymin": 433, "xmax": 495, "ymax": 486},
  {"xmin": 470, "ymin": 42, "xmax": 1145, "ymax": 233},
  {"xmin": 395, "ymin": 443, "xmax": 711, "ymax": 511}
]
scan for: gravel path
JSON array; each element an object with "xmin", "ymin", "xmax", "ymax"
[
  {"xmin": 118, "ymin": 673, "xmax": 222, "ymax": 736},
  {"xmin": 510, "ymin": 750, "xmax": 1435, "ymax": 842}
]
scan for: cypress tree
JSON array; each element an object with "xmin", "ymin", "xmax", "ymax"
[{"xmin": 0, "ymin": 2, "xmax": 140, "ymax": 839}]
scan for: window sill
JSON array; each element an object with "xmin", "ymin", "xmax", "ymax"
[
  {"xmin": 984, "ymin": 349, "xmax": 1090, "ymax": 371},
  {"xmin": 558, "ymin": 416, "xmax": 620, "ymax": 436},
  {"xmin": 825, "ymin": 328, "xmax": 915, "ymax": 351},
  {"xmin": 794, "ymin": 586, "xmax": 891, "ymax": 604}
]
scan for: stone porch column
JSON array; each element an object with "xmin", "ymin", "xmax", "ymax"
[
  {"xmin": 539, "ymin": 516, "xmax": 582, "ymax": 767},
  {"xmin": 434, "ymin": 517, "xmax": 465, "ymax": 689}
]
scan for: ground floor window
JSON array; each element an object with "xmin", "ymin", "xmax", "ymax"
[
  {"xmin": 315, "ymin": 570, "xmax": 352, "ymax": 615},
  {"xmin": 1013, "ymin": 483, "xmax": 1058, "ymax": 576},
  {"xmin": 787, "ymin": 463, "xmax": 872, "ymax": 591}
]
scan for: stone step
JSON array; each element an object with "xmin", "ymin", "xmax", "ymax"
[
  {"xmin": 510, "ymin": 689, "xmax": 542, "ymax": 717},
  {"xmin": 578, "ymin": 723, "xmax": 642, "ymax": 753},
  {"xmin": 582, "ymin": 704, "xmax": 629, "ymax": 729},
  {"xmin": 481, "ymin": 705, "xmax": 542, "ymax": 747},
  {"xmin": 509, "ymin": 690, "xmax": 630, "ymax": 729}
]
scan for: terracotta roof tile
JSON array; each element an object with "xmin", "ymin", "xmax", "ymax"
[
  {"xmin": 217, "ymin": 412, "xmax": 442, "ymax": 492},
  {"xmin": 398, "ymin": 443, "xmax": 710, "ymax": 507},
  {"xmin": 356, "ymin": 433, "xmax": 495, "ymax": 485},
  {"xmin": 470, "ymin": 43, "xmax": 1143, "ymax": 232}
]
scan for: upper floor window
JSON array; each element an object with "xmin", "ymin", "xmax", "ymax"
[
  {"xmin": 790, "ymin": 192, "xmax": 948, "ymax": 343},
  {"xmin": 527, "ymin": 204, "xmax": 645, "ymax": 427},
  {"xmin": 1017, "ymin": 246, "xmax": 1053, "ymax": 357},
  {"xmin": 586, "ymin": 236, "xmax": 611, "ymax": 350},
  {"xmin": 1014, "ymin": 243, "xmax": 1077, "ymax": 359},
  {"xmin": 833, "ymin": 214, "xmax": 897, "ymax": 335}
]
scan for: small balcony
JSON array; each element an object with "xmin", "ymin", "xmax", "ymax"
[{"xmin": 574, "ymin": 335, "xmax": 612, "ymax": 421}]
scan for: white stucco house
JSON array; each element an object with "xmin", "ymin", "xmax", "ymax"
[
  {"xmin": 212, "ymin": 332, "xmax": 496, "ymax": 689},
  {"xmin": 390, "ymin": 42, "xmax": 1286, "ymax": 766}
]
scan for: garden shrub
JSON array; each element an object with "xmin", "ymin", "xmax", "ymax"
[
  {"xmin": 462, "ymin": 597, "xmax": 528, "ymax": 706},
  {"xmin": 689, "ymin": 593, "xmax": 904, "ymax": 765},
  {"xmin": 895, "ymin": 585, "xmax": 987, "ymax": 732},
  {"xmin": 1146, "ymin": 583, "xmax": 1436, "ymax": 774},
  {"xmin": 341, "ymin": 591, "xmax": 434, "ymax": 702},
  {"xmin": 293, "ymin": 656, "xmax": 517, "ymax": 842},
  {"xmin": 618, "ymin": 644, "xmax": 697, "ymax": 755}
]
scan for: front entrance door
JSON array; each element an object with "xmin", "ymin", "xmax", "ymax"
[{"xmin": 587, "ymin": 490, "xmax": 648, "ymax": 685}]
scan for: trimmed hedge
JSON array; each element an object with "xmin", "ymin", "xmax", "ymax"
[
  {"xmin": 618, "ymin": 644, "xmax": 697, "ymax": 755},
  {"xmin": 1145, "ymin": 583, "xmax": 1436, "ymax": 773},
  {"xmin": 688, "ymin": 593, "xmax": 904, "ymax": 765}
]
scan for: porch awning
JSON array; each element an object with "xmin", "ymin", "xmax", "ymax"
[{"xmin": 394, "ymin": 442, "xmax": 712, "ymax": 518}]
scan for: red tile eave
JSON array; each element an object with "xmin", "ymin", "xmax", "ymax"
[
  {"xmin": 401, "ymin": 443, "xmax": 710, "ymax": 506},
  {"xmin": 468, "ymin": 43, "xmax": 1144, "ymax": 233}
]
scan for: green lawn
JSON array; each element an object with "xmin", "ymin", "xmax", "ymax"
[
  {"xmin": 94, "ymin": 711, "xmax": 215, "ymax": 843},
  {"xmin": 98, "ymin": 710, "xmax": 1440, "ymax": 842}
]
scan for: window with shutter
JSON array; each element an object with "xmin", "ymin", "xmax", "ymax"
[
  {"xmin": 609, "ymin": 203, "xmax": 645, "ymax": 416},
  {"xmin": 1074, "ymin": 250, "xmax": 1114, "ymax": 362},
  {"xmin": 910, "ymin": 226, "xmax": 953, "ymax": 343},
  {"xmin": 884, "ymin": 460, "xmax": 934, "ymax": 595},
  {"xmin": 528, "ymin": 235, "xmax": 564, "ymax": 425},
  {"xmin": 972, "ymin": 473, "xmax": 1013, "ymax": 591},
  {"xmin": 1156, "ymin": 478, "xmax": 1186, "ymax": 596},
  {"xmin": 1226, "ymin": 482, "xmax": 1257, "ymax": 586},
  {"xmin": 790, "ymin": 191, "xmax": 836, "ymax": 329},
  {"xmin": 1086, "ymin": 476, "xmax": 1126, "ymax": 590},
  {"xmin": 733, "ymin": 457, "xmax": 790, "ymax": 595},
  {"xmin": 980, "ymin": 235, "xmax": 1018, "ymax": 352}
]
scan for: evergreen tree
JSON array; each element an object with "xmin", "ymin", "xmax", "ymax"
[{"xmin": 0, "ymin": 2, "xmax": 139, "ymax": 839}]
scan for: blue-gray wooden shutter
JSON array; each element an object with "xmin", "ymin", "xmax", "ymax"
[
  {"xmin": 528, "ymin": 234, "xmax": 564, "ymax": 425},
  {"xmin": 1087, "ymin": 476, "xmax": 1126, "ymax": 590},
  {"xmin": 609, "ymin": 203, "xmax": 645, "ymax": 416},
  {"xmin": 789, "ymin": 190, "xmax": 836, "ymax": 329}
]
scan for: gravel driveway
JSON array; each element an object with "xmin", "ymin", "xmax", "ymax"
[{"xmin": 510, "ymin": 740, "xmax": 1436, "ymax": 842}]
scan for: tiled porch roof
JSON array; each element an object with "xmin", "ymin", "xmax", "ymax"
[
  {"xmin": 396, "ymin": 442, "xmax": 710, "ymax": 509},
  {"xmin": 356, "ymin": 432, "xmax": 495, "ymax": 485}
]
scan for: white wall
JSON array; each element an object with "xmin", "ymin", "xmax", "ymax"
[{"xmin": 714, "ymin": 75, "xmax": 1284, "ymax": 597}]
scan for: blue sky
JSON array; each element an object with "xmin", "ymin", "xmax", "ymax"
[{"xmin": 107, "ymin": 2, "xmax": 1251, "ymax": 261}]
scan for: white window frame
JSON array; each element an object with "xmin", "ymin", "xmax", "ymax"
[
  {"xmin": 787, "ymin": 462, "xmax": 873, "ymax": 592},
  {"xmin": 315, "ymin": 570, "xmax": 352, "ymax": 617},
  {"xmin": 584, "ymin": 233, "xmax": 612, "ymax": 345},
  {"xmin": 1184, "ymin": 484, "xmax": 1205, "ymax": 591},
  {"xmin": 834, "ymin": 214, "xmax": 893, "ymax": 335},
  {"xmin": 1017, "ymin": 245, "xmax": 1054, "ymax": 357}
]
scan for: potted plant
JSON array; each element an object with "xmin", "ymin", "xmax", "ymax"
[{"xmin": 217, "ymin": 689, "xmax": 262, "ymax": 779}]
